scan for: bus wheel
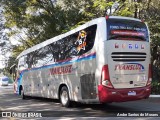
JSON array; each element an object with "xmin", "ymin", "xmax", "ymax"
[
  {"xmin": 21, "ymin": 88, "xmax": 26, "ymax": 99},
  {"xmin": 19, "ymin": 86, "xmax": 22, "ymax": 95},
  {"xmin": 22, "ymin": 91, "xmax": 26, "ymax": 99},
  {"xmin": 60, "ymin": 86, "xmax": 71, "ymax": 107}
]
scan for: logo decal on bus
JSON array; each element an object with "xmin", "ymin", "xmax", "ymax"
[
  {"xmin": 49, "ymin": 65, "xmax": 73, "ymax": 75},
  {"xmin": 115, "ymin": 63, "xmax": 144, "ymax": 71},
  {"xmin": 135, "ymin": 44, "xmax": 138, "ymax": 49},
  {"xmin": 128, "ymin": 44, "xmax": 132, "ymax": 49}
]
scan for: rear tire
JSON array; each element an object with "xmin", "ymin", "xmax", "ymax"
[
  {"xmin": 20, "ymin": 87, "xmax": 26, "ymax": 99},
  {"xmin": 60, "ymin": 86, "xmax": 71, "ymax": 107},
  {"xmin": 22, "ymin": 91, "xmax": 26, "ymax": 99},
  {"xmin": 19, "ymin": 86, "xmax": 22, "ymax": 95}
]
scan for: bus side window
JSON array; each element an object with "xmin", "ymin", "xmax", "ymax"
[
  {"xmin": 26, "ymin": 53, "xmax": 34, "ymax": 68},
  {"xmin": 18, "ymin": 56, "xmax": 27, "ymax": 71}
]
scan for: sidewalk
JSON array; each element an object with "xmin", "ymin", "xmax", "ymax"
[{"xmin": 150, "ymin": 95, "xmax": 160, "ymax": 98}]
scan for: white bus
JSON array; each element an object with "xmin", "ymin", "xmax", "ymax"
[{"xmin": 16, "ymin": 16, "xmax": 152, "ymax": 107}]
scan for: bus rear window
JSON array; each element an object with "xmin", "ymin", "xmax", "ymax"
[{"xmin": 107, "ymin": 19, "xmax": 149, "ymax": 41}]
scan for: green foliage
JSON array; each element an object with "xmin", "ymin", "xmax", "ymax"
[
  {"xmin": 1, "ymin": 0, "xmax": 160, "ymax": 95},
  {"xmin": 151, "ymin": 81, "xmax": 160, "ymax": 95},
  {"xmin": 117, "ymin": 7, "xmax": 132, "ymax": 16},
  {"xmin": 93, "ymin": 0, "xmax": 113, "ymax": 11}
]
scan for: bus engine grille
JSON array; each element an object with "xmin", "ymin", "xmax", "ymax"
[
  {"xmin": 111, "ymin": 52, "xmax": 146, "ymax": 62},
  {"xmin": 80, "ymin": 74, "xmax": 96, "ymax": 99}
]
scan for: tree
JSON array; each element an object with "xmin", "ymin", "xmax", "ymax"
[
  {"xmin": 1, "ymin": 0, "xmax": 160, "ymax": 84},
  {"xmin": 0, "ymin": 1, "xmax": 12, "ymax": 70}
]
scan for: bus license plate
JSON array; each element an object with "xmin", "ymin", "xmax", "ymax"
[{"xmin": 128, "ymin": 91, "xmax": 136, "ymax": 96}]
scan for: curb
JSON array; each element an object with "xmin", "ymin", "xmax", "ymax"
[{"xmin": 149, "ymin": 95, "xmax": 160, "ymax": 98}]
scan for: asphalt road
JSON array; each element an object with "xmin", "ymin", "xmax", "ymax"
[{"xmin": 0, "ymin": 84, "xmax": 160, "ymax": 120}]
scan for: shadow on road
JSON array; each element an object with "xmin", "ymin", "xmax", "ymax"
[{"xmin": 1, "ymin": 91, "xmax": 160, "ymax": 117}]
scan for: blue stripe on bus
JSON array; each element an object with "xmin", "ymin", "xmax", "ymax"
[{"xmin": 23, "ymin": 52, "xmax": 96, "ymax": 73}]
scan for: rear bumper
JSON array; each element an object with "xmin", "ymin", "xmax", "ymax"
[{"xmin": 98, "ymin": 85, "xmax": 151, "ymax": 103}]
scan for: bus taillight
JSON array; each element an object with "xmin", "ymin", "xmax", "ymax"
[
  {"xmin": 147, "ymin": 64, "xmax": 152, "ymax": 86},
  {"xmin": 101, "ymin": 65, "xmax": 113, "ymax": 88}
]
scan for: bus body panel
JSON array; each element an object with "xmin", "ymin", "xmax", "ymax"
[
  {"xmin": 106, "ymin": 40, "xmax": 150, "ymax": 89},
  {"xmin": 97, "ymin": 40, "xmax": 151, "ymax": 103},
  {"xmin": 22, "ymin": 57, "xmax": 79, "ymax": 99},
  {"xmin": 22, "ymin": 50, "xmax": 98, "ymax": 102}
]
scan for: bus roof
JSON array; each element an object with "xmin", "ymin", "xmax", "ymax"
[
  {"xmin": 107, "ymin": 16, "xmax": 142, "ymax": 22},
  {"xmin": 17, "ymin": 16, "xmax": 142, "ymax": 59}
]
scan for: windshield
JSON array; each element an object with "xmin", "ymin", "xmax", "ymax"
[{"xmin": 107, "ymin": 19, "xmax": 149, "ymax": 41}]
